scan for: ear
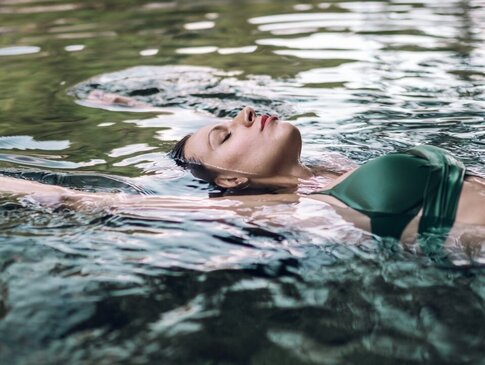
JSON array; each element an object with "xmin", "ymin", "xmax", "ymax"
[{"xmin": 214, "ymin": 175, "xmax": 249, "ymax": 189}]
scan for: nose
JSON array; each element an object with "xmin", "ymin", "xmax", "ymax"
[{"xmin": 236, "ymin": 106, "xmax": 256, "ymax": 127}]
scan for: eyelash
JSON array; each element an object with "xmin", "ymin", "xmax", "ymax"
[{"xmin": 222, "ymin": 132, "xmax": 231, "ymax": 144}]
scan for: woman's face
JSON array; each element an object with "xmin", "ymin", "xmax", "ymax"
[{"xmin": 184, "ymin": 106, "xmax": 303, "ymax": 178}]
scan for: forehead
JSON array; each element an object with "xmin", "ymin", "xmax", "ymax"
[{"xmin": 184, "ymin": 123, "xmax": 214, "ymax": 161}]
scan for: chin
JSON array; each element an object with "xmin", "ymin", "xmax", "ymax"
[
  {"xmin": 278, "ymin": 120, "xmax": 300, "ymax": 136},
  {"xmin": 276, "ymin": 121, "xmax": 303, "ymax": 158}
]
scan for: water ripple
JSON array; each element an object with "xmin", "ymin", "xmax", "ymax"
[{"xmin": 1, "ymin": 1, "xmax": 485, "ymax": 364}]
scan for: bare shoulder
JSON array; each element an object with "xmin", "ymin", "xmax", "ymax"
[{"xmin": 211, "ymin": 193, "xmax": 300, "ymax": 206}]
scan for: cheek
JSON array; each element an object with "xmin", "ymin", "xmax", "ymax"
[
  {"xmin": 213, "ymin": 124, "xmax": 301, "ymax": 175},
  {"xmin": 215, "ymin": 139, "xmax": 257, "ymax": 168},
  {"xmin": 219, "ymin": 138, "xmax": 269, "ymax": 173}
]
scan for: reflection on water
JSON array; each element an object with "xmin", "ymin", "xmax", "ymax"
[{"xmin": 0, "ymin": 0, "xmax": 484, "ymax": 364}]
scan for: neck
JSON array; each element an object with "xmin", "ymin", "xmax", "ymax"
[
  {"xmin": 287, "ymin": 161, "xmax": 345, "ymax": 181},
  {"xmin": 247, "ymin": 163, "xmax": 316, "ymax": 191},
  {"xmin": 289, "ymin": 162, "xmax": 315, "ymax": 180},
  {"xmin": 251, "ymin": 162, "xmax": 344, "ymax": 194}
]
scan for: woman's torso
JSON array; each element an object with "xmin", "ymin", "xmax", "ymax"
[{"xmin": 310, "ymin": 165, "xmax": 485, "ymax": 242}]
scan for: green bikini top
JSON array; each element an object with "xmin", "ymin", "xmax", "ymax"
[{"xmin": 318, "ymin": 145, "xmax": 465, "ymax": 246}]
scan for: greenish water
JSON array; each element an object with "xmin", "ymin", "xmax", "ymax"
[{"xmin": 0, "ymin": 0, "xmax": 484, "ymax": 364}]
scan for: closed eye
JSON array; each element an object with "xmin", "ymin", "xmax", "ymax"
[{"xmin": 222, "ymin": 132, "xmax": 231, "ymax": 144}]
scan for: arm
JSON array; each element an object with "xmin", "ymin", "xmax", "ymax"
[
  {"xmin": 0, "ymin": 175, "xmax": 69, "ymax": 198},
  {"xmin": 0, "ymin": 175, "xmax": 299, "ymax": 213},
  {"xmin": 0, "ymin": 175, "xmax": 234, "ymax": 211}
]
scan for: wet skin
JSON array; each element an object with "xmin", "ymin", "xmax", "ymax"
[
  {"xmin": 182, "ymin": 106, "xmax": 485, "ymax": 239},
  {"xmin": 1, "ymin": 102, "xmax": 484, "ymax": 248},
  {"xmin": 183, "ymin": 106, "xmax": 313, "ymax": 188}
]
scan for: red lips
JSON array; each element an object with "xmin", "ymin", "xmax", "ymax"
[{"xmin": 260, "ymin": 114, "xmax": 278, "ymax": 130}]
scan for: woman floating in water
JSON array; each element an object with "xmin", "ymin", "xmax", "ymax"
[
  {"xmin": 1, "ymin": 105, "xmax": 485, "ymax": 254},
  {"xmin": 170, "ymin": 106, "xmax": 485, "ymax": 251}
]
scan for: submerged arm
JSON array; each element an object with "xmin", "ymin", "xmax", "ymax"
[
  {"xmin": 0, "ymin": 175, "xmax": 230, "ymax": 211},
  {"xmin": 0, "ymin": 175, "xmax": 299, "ymax": 212},
  {"xmin": 0, "ymin": 175, "xmax": 69, "ymax": 198}
]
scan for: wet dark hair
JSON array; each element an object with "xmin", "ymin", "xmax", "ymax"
[{"xmin": 169, "ymin": 133, "xmax": 220, "ymax": 185}]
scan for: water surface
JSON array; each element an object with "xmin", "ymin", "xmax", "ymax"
[{"xmin": 0, "ymin": 0, "xmax": 484, "ymax": 364}]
